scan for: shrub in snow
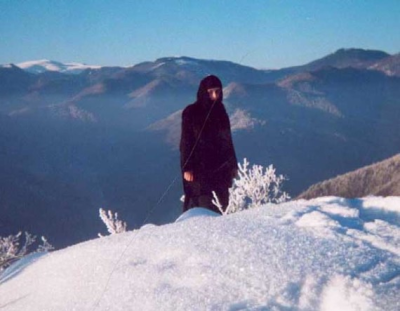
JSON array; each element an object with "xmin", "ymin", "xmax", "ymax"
[
  {"xmin": 0, "ymin": 232, "xmax": 53, "ymax": 272},
  {"xmin": 99, "ymin": 208, "xmax": 127, "ymax": 236},
  {"xmin": 213, "ymin": 158, "xmax": 290, "ymax": 215}
]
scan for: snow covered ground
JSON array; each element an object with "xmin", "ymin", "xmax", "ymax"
[{"xmin": 0, "ymin": 197, "xmax": 399, "ymax": 311}]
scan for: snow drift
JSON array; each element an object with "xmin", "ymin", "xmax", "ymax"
[{"xmin": 0, "ymin": 197, "xmax": 399, "ymax": 310}]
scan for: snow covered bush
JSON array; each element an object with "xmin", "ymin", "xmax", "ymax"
[
  {"xmin": 0, "ymin": 232, "xmax": 53, "ymax": 272},
  {"xmin": 99, "ymin": 208, "xmax": 127, "ymax": 236},
  {"xmin": 213, "ymin": 158, "xmax": 290, "ymax": 215}
]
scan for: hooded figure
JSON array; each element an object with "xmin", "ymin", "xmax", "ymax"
[{"xmin": 180, "ymin": 75, "xmax": 238, "ymax": 213}]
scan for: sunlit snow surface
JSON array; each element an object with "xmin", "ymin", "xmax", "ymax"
[
  {"xmin": 15, "ymin": 60, "xmax": 101, "ymax": 74},
  {"xmin": 0, "ymin": 197, "xmax": 399, "ymax": 311}
]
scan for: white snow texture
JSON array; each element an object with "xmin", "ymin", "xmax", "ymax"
[
  {"xmin": 0, "ymin": 197, "xmax": 399, "ymax": 311},
  {"xmin": 14, "ymin": 60, "xmax": 101, "ymax": 74}
]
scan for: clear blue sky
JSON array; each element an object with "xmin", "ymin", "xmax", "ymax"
[{"xmin": 1, "ymin": 0, "xmax": 399, "ymax": 69}]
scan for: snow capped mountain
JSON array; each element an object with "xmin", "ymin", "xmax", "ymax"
[
  {"xmin": 131, "ymin": 56, "xmax": 274, "ymax": 85},
  {"xmin": 157, "ymin": 56, "xmax": 202, "ymax": 66},
  {"xmin": 15, "ymin": 59, "xmax": 102, "ymax": 74},
  {"xmin": 0, "ymin": 197, "xmax": 399, "ymax": 310},
  {"xmin": 0, "ymin": 64, "xmax": 14, "ymax": 69}
]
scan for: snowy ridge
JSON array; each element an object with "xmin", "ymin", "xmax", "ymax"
[
  {"xmin": 15, "ymin": 59, "xmax": 101, "ymax": 74},
  {"xmin": 0, "ymin": 197, "xmax": 399, "ymax": 310}
]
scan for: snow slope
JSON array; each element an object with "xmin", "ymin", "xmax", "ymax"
[
  {"xmin": 0, "ymin": 197, "xmax": 399, "ymax": 311},
  {"xmin": 14, "ymin": 60, "xmax": 101, "ymax": 74}
]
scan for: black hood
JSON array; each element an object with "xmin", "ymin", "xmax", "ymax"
[{"xmin": 196, "ymin": 75, "xmax": 223, "ymax": 105}]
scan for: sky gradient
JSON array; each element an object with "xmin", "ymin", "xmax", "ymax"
[{"xmin": 0, "ymin": 0, "xmax": 399, "ymax": 69}]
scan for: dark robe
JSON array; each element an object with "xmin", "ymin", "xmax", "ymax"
[{"xmin": 180, "ymin": 75, "xmax": 238, "ymax": 213}]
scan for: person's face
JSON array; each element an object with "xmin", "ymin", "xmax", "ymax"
[{"xmin": 207, "ymin": 87, "xmax": 221, "ymax": 101}]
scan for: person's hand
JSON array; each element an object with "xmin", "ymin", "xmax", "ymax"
[{"xmin": 184, "ymin": 171, "xmax": 194, "ymax": 182}]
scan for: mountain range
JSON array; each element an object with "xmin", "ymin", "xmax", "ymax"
[
  {"xmin": 4, "ymin": 59, "xmax": 102, "ymax": 75},
  {"xmin": 1, "ymin": 48, "xmax": 399, "ymax": 248}
]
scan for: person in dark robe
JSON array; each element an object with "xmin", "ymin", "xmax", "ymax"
[{"xmin": 180, "ymin": 75, "xmax": 238, "ymax": 214}]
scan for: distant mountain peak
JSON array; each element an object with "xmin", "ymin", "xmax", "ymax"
[
  {"xmin": 15, "ymin": 59, "xmax": 101, "ymax": 75},
  {"xmin": 300, "ymin": 48, "xmax": 391, "ymax": 72},
  {"xmin": 156, "ymin": 56, "xmax": 204, "ymax": 62},
  {"xmin": 334, "ymin": 47, "xmax": 387, "ymax": 54},
  {"xmin": 331, "ymin": 48, "xmax": 390, "ymax": 59}
]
